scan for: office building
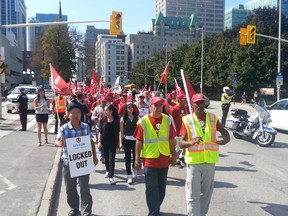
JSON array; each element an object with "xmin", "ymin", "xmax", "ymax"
[
  {"xmin": 126, "ymin": 12, "xmax": 200, "ymax": 71},
  {"xmin": 225, "ymin": 5, "xmax": 250, "ymax": 29},
  {"xmin": 95, "ymin": 35, "xmax": 129, "ymax": 86},
  {"xmin": 225, "ymin": 0, "xmax": 288, "ymax": 29},
  {"xmin": 155, "ymin": 0, "xmax": 225, "ymax": 35},
  {"xmin": 83, "ymin": 25, "xmax": 109, "ymax": 73},
  {"xmin": 0, "ymin": 0, "xmax": 26, "ymax": 50}
]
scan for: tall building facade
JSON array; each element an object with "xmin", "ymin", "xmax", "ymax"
[
  {"xmin": 155, "ymin": 0, "xmax": 225, "ymax": 35},
  {"xmin": 126, "ymin": 12, "xmax": 200, "ymax": 71},
  {"xmin": 27, "ymin": 13, "xmax": 68, "ymax": 51},
  {"xmin": 225, "ymin": 5, "xmax": 251, "ymax": 29},
  {"xmin": 83, "ymin": 25, "xmax": 109, "ymax": 72},
  {"xmin": 95, "ymin": 35, "xmax": 129, "ymax": 87},
  {"xmin": 225, "ymin": 0, "xmax": 288, "ymax": 29},
  {"xmin": 0, "ymin": 0, "xmax": 26, "ymax": 50}
]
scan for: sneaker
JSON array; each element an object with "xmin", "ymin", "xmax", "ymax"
[
  {"xmin": 104, "ymin": 172, "xmax": 109, "ymax": 178},
  {"xmin": 109, "ymin": 178, "xmax": 116, "ymax": 185},
  {"xmin": 68, "ymin": 209, "xmax": 80, "ymax": 216},
  {"xmin": 127, "ymin": 175, "xmax": 133, "ymax": 184}
]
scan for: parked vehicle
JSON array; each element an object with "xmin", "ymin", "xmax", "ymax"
[
  {"xmin": 6, "ymin": 86, "xmax": 38, "ymax": 113},
  {"xmin": 266, "ymin": 98, "xmax": 288, "ymax": 131},
  {"xmin": 226, "ymin": 104, "xmax": 277, "ymax": 147}
]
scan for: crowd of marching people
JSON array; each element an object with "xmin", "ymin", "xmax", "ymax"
[{"xmin": 52, "ymin": 87, "xmax": 230, "ymax": 216}]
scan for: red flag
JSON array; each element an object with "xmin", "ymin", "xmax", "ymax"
[
  {"xmin": 184, "ymin": 74, "xmax": 196, "ymax": 100},
  {"xmin": 174, "ymin": 78, "xmax": 185, "ymax": 95},
  {"xmin": 90, "ymin": 70, "xmax": 98, "ymax": 96},
  {"xmin": 50, "ymin": 64, "xmax": 72, "ymax": 95},
  {"xmin": 83, "ymin": 81, "xmax": 89, "ymax": 94},
  {"xmin": 141, "ymin": 86, "xmax": 147, "ymax": 93},
  {"xmin": 99, "ymin": 78, "xmax": 106, "ymax": 95},
  {"xmin": 160, "ymin": 62, "xmax": 169, "ymax": 84}
]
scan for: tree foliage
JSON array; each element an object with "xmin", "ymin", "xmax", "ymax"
[{"xmin": 41, "ymin": 25, "xmax": 77, "ymax": 82}]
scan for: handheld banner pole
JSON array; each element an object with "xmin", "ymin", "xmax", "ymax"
[{"xmin": 180, "ymin": 69, "xmax": 197, "ymax": 137}]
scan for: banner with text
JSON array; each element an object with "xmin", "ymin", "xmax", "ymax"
[{"xmin": 66, "ymin": 135, "xmax": 94, "ymax": 178}]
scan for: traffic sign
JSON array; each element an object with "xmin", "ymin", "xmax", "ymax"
[
  {"xmin": 232, "ymin": 72, "xmax": 238, "ymax": 85},
  {"xmin": 276, "ymin": 72, "xmax": 283, "ymax": 86}
]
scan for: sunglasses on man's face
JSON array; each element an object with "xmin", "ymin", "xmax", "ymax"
[{"xmin": 127, "ymin": 105, "xmax": 133, "ymax": 109}]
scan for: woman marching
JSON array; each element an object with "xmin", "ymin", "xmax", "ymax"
[
  {"xmin": 119, "ymin": 101, "xmax": 139, "ymax": 184},
  {"xmin": 98, "ymin": 104, "xmax": 120, "ymax": 185},
  {"xmin": 34, "ymin": 88, "xmax": 50, "ymax": 146}
]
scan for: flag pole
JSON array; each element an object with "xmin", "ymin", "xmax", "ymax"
[
  {"xmin": 50, "ymin": 63, "xmax": 60, "ymax": 133},
  {"xmin": 180, "ymin": 69, "xmax": 197, "ymax": 137}
]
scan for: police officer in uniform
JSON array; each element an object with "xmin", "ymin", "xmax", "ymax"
[
  {"xmin": 221, "ymin": 86, "xmax": 234, "ymax": 127},
  {"xmin": 17, "ymin": 87, "xmax": 29, "ymax": 131}
]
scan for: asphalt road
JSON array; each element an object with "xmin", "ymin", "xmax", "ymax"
[{"xmin": 0, "ymin": 101, "xmax": 287, "ymax": 216}]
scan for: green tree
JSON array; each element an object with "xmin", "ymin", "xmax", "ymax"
[{"xmin": 41, "ymin": 25, "xmax": 76, "ymax": 82}]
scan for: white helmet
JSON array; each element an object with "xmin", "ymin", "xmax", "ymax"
[{"xmin": 223, "ymin": 86, "xmax": 230, "ymax": 92}]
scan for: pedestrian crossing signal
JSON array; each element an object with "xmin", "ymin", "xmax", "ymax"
[
  {"xmin": 0, "ymin": 61, "xmax": 5, "ymax": 75},
  {"xmin": 247, "ymin": 25, "xmax": 256, "ymax": 44}
]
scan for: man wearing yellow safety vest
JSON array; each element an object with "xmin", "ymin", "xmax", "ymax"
[
  {"xmin": 52, "ymin": 94, "xmax": 68, "ymax": 134},
  {"xmin": 179, "ymin": 93, "xmax": 230, "ymax": 216},
  {"xmin": 221, "ymin": 86, "xmax": 235, "ymax": 127},
  {"xmin": 134, "ymin": 97, "xmax": 177, "ymax": 216}
]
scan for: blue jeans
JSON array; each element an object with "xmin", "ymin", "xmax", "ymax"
[
  {"xmin": 63, "ymin": 165, "xmax": 92, "ymax": 215},
  {"xmin": 144, "ymin": 166, "xmax": 169, "ymax": 216}
]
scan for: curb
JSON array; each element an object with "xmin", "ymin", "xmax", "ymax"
[{"xmin": 37, "ymin": 147, "xmax": 62, "ymax": 216}]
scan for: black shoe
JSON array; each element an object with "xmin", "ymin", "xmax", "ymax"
[
  {"xmin": 54, "ymin": 131, "xmax": 58, "ymax": 134},
  {"xmin": 68, "ymin": 209, "xmax": 80, "ymax": 216},
  {"xmin": 19, "ymin": 128, "xmax": 26, "ymax": 131}
]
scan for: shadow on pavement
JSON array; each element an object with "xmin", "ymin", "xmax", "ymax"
[
  {"xmin": 248, "ymin": 201, "xmax": 288, "ymax": 216},
  {"xmin": 215, "ymin": 166, "xmax": 257, "ymax": 173},
  {"xmin": 214, "ymin": 181, "xmax": 238, "ymax": 189}
]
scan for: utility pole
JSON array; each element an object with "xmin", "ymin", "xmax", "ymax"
[{"xmin": 277, "ymin": 0, "xmax": 282, "ymax": 101}]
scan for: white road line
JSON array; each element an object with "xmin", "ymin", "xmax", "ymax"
[{"xmin": 0, "ymin": 174, "xmax": 17, "ymax": 195}]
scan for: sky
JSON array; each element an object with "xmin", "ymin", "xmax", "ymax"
[{"xmin": 25, "ymin": 0, "xmax": 250, "ymax": 34}]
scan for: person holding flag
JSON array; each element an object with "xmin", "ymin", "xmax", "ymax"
[{"xmin": 179, "ymin": 93, "xmax": 230, "ymax": 216}]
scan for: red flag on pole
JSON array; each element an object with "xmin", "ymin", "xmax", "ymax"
[
  {"xmin": 90, "ymin": 70, "xmax": 97, "ymax": 96},
  {"xmin": 50, "ymin": 64, "xmax": 72, "ymax": 95},
  {"xmin": 160, "ymin": 62, "xmax": 169, "ymax": 84},
  {"xmin": 174, "ymin": 78, "xmax": 185, "ymax": 95},
  {"xmin": 141, "ymin": 86, "xmax": 147, "ymax": 93},
  {"xmin": 184, "ymin": 74, "xmax": 196, "ymax": 100}
]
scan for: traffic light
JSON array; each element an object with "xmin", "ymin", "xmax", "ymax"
[
  {"xmin": 239, "ymin": 28, "xmax": 247, "ymax": 46},
  {"xmin": 110, "ymin": 11, "xmax": 122, "ymax": 35},
  {"xmin": 0, "ymin": 61, "xmax": 5, "ymax": 75},
  {"xmin": 247, "ymin": 25, "xmax": 256, "ymax": 44}
]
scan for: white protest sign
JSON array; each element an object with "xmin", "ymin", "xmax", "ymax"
[{"xmin": 66, "ymin": 135, "xmax": 94, "ymax": 178}]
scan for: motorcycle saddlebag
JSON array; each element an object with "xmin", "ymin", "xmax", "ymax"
[
  {"xmin": 231, "ymin": 109, "xmax": 248, "ymax": 117},
  {"xmin": 226, "ymin": 116, "xmax": 240, "ymax": 130}
]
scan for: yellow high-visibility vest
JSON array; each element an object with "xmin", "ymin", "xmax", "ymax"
[
  {"xmin": 138, "ymin": 114, "xmax": 171, "ymax": 158},
  {"xmin": 54, "ymin": 97, "xmax": 66, "ymax": 113},
  {"xmin": 221, "ymin": 93, "xmax": 230, "ymax": 104},
  {"xmin": 182, "ymin": 113, "xmax": 219, "ymax": 164}
]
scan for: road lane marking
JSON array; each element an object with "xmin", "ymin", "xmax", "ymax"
[{"xmin": 0, "ymin": 174, "xmax": 17, "ymax": 195}]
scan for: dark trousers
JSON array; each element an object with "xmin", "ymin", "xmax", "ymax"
[
  {"xmin": 144, "ymin": 167, "xmax": 169, "ymax": 216},
  {"xmin": 54, "ymin": 113, "xmax": 65, "ymax": 133},
  {"xmin": 63, "ymin": 165, "xmax": 92, "ymax": 215},
  {"xmin": 19, "ymin": 112, "xmax": 27, "ymax": 130},
  {"xmin": 221, "ymin": 104, "xmax": 230, "ymax": 127},
  {"xmin": 103, "ymin": 142, "xmax": 117, "ymax": 178},
  {"xmin": 123, "ymin": 139, "xmax": 136, "ymax": 175}
]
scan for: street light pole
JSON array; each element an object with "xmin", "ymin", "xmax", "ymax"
[
  {"xmin": 197, "ymin": 27, "xmax": 204, "ymax": 94},
  {"xmin": 277, "ymin": 0, "xmax": 282, "ymax": 101}
]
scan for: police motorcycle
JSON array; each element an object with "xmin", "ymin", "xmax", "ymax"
[{"xmin": 226, "ymin": 103, "xmax": 277, "ymax": 147}]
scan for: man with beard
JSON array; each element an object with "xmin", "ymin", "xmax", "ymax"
[{"xmin": 179, "ymin": 93, "xmax": 230, "ymax": 216}]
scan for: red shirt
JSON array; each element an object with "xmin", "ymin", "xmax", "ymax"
[
  {"xmin": 133, "ymin": 114, "xmax": 177, "ymax": 168},
  {"xmin": 164, "ymin": 101, "xmax": 176, "ymax": 115},
  {"xmin": 170, "ymin": 105, "xmax": 189, "ymax": 136},
  {"xmin": 179, "ymin": 113, "xmax": 223, "ymax": 137}
]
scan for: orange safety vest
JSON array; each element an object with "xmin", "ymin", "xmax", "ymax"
[
  {"xmin": 54, "ymin": 97, "xmax": 66, "ymax": 113},
  {"xmin": 183, "ymin": 113, "xmax": 219, "ymax": 164}
]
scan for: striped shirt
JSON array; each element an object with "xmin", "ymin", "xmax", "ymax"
[{"xmin": 57, "ymin": 121, "xmax": 93, "ymax": 163}]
